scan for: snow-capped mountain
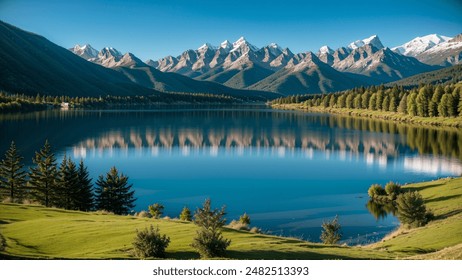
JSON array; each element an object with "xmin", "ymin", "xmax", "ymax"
[
  {"xmin": 348, "ymin": 35, "xmax": 384, "ymax": 50},
  {"xmin": 392, "ymin": 34, "xmax": 451, "ymax": 57},
  {"xmin": 69, "ymin": 44, "xmax": 98, "ymax": 60},
  {"xmin": 391, "ymin": 33, "xmax": 462, "ymax": 66}
]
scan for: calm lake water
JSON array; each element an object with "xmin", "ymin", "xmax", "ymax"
[{"xmin": 2, "ymin": 105, "xmax": 461, "ymax": 244}]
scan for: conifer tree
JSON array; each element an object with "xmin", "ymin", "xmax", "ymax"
[
  {"xmin": 76, "ymin": 159, "xmax": 94, "ymax": 211},
  {"xmin": 191, "ymin": 198, "xmax": 231, "ymax": 258},
  {"xmin": 397, "ymin": 93, "xmax": 407, "ymax": 114},
  {"xmin": 29, "ymin": 140, "xmax": 58, "ymax": 207},
  {"xmin": 0, "ymin": 141, "xmax": 27, "ymax": 200},
  {"xmin": 179, "ymin": 206, "xmax": 192, "ymax": 221},
  {"xmin": 407, "ymin": 92, "xmax": 418, "ymax": 116},
  {"xmin": 95, "ymin": 166, "xmax": 136, "ymax": 215},
  {"xmin": 320, "ymin": 215, "xmax": 342, "ymax": 244},
  {"xmin": 57, "ymin": 155, "xmax": 80, "ymax": 210}
]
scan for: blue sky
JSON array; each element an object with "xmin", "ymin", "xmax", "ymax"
[{"xmin": 1, "ymin": 0, "xmax": 461, "ymax": 60}]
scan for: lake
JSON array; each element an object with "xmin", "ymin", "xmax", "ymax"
[{"xmin": 2, "ymin": 105, "xmax": 461, "ymax": 244}]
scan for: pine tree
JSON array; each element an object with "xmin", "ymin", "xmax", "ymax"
[
  {"xmin": 191, "ymin": 198, "xmax": 231, "ymax": 258},
  {"xmin": 57, "ymin": 156, "xmax": 80, "ymax": 210},
  {"xmin": 320, "ymin": 215, "xmax": 342, "ymax": 244},
  {"xmin": 396, "ymin": 191, "xmax": 428, "ymax": 228},
  {"xmin": 95, "ymin": 166, "xmax": 136, "ymax": 215},
  {"xmin": 382, "ymin": 95, "xmax": 390, "ymax": 112},
  {"xmin": 29, "ymin": 140, "xmax": 58, "ymax": 207},
  {"xmin": 375, "ymin": 90, "xmax": 384, "ymax": 111},
  {"xmin": 397, "ymin": 94, "xmax": 407, "ymax": 114},
  {"xmin": 0, "ymin": 141, "xmax": 27, "ymax": 200},
  {"xmin": 76, "ymin": 159, "xmax": 94, "ymax": 211},
  {"xmin": 148, "ymin": 203, "xmax": 164, "ymax": 218},
  {"xmin": 179, "ymin": 206, "xmax": 192, "ymax": 221},
  {"xmin": 407, "ymin": 92, "xmax": 418, "ymax": 116},
  {"xmin": 416, "ymin": 87, "xmax": 429, "ymax": 117},
  {"xmin": 368, "ymin": 93, "xmax": 377, "ymax": 110}
]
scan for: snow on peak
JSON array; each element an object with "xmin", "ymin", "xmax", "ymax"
[
  {"xmin": 198, "ymin": 43, "xmax": 216, "ymax": 51},
  {"xmin": 319, "ymin": 45, "xmax": 334, "ymax": 54},
  {"xmin": 101, "ymin": 47, "xmax": 122, "ymax": 57},
  {"xmin": 70, "ymin": 44, "xmax": 98, "ymax": 59},
  {"xmin": 348, "ymin": 35, "xmax": 384, "ymax": 50},
  {"xmin": 231, "ymin": 36, "xmax": 259, "ymax": 52},
  {"xmin": 268, "ymin": 43, "xmax": 282, "ymax": 50},
  {"xmin": 392, "ymin": 34, "xmax": 452, "ymax": 57},
  {"xmin": 220, "ymin": 40, "xmax": 232, "ymax": 50}
]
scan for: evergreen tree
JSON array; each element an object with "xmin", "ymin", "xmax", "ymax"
[
  {"xmin": 416, "ymin": 87, "xmax": 429, "ymax": 117},
  {"xmin": 397, "ymin": 94, "xmax": 407, "ymax": 114},
  {"xmin": 76, "ymin": 159, "xmax": 94, "ymax": 211},
  {"xmin": 0, "ymin": 141, "xmax": 27, "ymax": 200},
  {"xmin": 368, "ymin": 93, "xmax": 377, "ymax": 110},
  {"xmin": 407, "ymin": 92, "xmax": 418, "ymax": 116},
  {"xmin": 353, "ymin": 94, "xmax": 361, "ymax": 109},
  {"xmin": 361, "ymin": 91, "xmax": 371, "ymax": 109},
  {"xmin": 388, "ymin": 95, "xmax": 397, "ymax": 112},
  {"xmin": 336, "ymin": 95, "xmax": 346, "ymax": 108},
  {"xmin": 345, "ymin": 93, "xmax": 354, "ymax": 109},
  {"xmin": 29, "ymin": 140, "xmax": 58, "ymax": 207},
  {"xmin": 191, "ymin": 198, "xmax": 231, "ymax": 258},
  {"xmin": 148, "ymin": 203, "xmax": 164, "ymax": 218},
  {"xmin": 179, "ymin": 206, "xmax": 192, "ymax": 221},
  {"xmin": 95, "ymin": 167, "xmax": 136, "ymax": 215},
  {"xmin": 396, "ymin": 191, "xmax": 428, "ymax": 228},
  {"xmin": 382, "ymin": 96, "xmax": 390, "ymax": 112},
  {"xmin": 57, "ymin": 155, "xmax": 80, "ymax": 210},
  {"xmin": 320, "ymin": 215, "xmax": 342, "ymax": 244}
]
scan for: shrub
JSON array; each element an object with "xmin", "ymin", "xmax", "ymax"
[
  {"xmin": 385, "ymin": 182, "xmax": 401, "ymax": 199},
  {"xmin": 179, "ymin": 206, "xmax": 192, "ymax": 221},
  {"xmin": 367, "ymin": 184, "xmax": 386, "ymax": 198},
  {"xmin": 228, "ymin": 220, "xmax": 250, "ymax": 231},
  {"xmin": 148, "ymin": 203, "xmax": 164, "ymax": 219},
  {"xmin": 396, "ymin": 191, "xmax": 428, "ymax": 228},
  {"xmin": 250, "ymin": 227, "xmax": 262, "ymax": 234},
  {"xmin": 239, "ymin": 213, "xmax": 251, "ymax": 225},
  {"xmin": 132, "ymin": 225, "xmax": 170, "ymax": 259},
  {"xmin": 191, "ymin": 198, "xmax": 231, "ymax": 258},
  {"xmin": 320, "ymin": 215, "xmax": 342, "ymax": 244},
  {"xmin": 137, "ymin": 210, "xmax": 151, "ymax": 218}
]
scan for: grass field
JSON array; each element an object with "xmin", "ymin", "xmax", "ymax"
[{"xmin": 1, "ymin": 177, "xmax": 461, "ymax": 259}]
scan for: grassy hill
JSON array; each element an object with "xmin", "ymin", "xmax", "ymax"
[{"xmin": 1, "ymin": 177, "xmax": 461, "ymax": 260}]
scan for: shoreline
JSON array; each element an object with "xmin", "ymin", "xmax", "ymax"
[{"xmin": 271, "ymin": 103, "xmax": 462, "ymax": 128}]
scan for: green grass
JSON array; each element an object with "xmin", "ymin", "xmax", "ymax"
[
  {"xmin": 271, "ymin": 104, "xmax": 462, "ymax": 128},
  {"xmin": 1, "ymin": 177, "xmax": 461, "ymax": 259}
]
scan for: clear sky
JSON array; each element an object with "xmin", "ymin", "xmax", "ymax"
[{"xmin": 1, "ymin": 0, "xmax": 461, "ymax": 61}]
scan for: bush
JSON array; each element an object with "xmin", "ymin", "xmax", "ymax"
[
  {"xmin": 250, "ymin": 227, "xmax": 262, "ymax": 234},
  {"xmin": 148, "ymin": 203, "xmax": 164, "ymax": 219},
  {"xmin": 191, "ymin": 198, "xmax": 231, "ymax": 258},
  {"xmin": 320, "ymin": 215, "xmax": 342, "ymax": 244},
  {"xmin": 368, "ymin": 184, "xmax": 386, "ymax": 198},
  {"xmin": 396, "ymin": 191, "xmax": 428, "ymax": 228},
  {"xmin": 385, "ymin": 182, "xmax": 401, "ymax": 199},
  {"xmin": 132, "ymin": 225, "xmax": 170, "ymax": 259},
  {"xmin": 137, "ymin": 210, "xmax": 151, "ymax": 218},
  {"xmin": 228, "ymin": 220, "xmax": 250, "ymax": 231},
  {"xmin": 179, "ymin": 206, "xmax": 192, "ymax": 221},
  {"xmin": 239, "ymin": 213, "xmax": 251, "ymax": 225}
]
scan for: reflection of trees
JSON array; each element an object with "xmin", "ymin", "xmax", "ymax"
[{"xmin": 366, "ymin": 200, "xmax": 397, "ymax": 221}]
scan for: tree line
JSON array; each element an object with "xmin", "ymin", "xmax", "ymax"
[
  {"xmin": 0, "ymin": 141, "xmax": 135, "ymax": 214},
  {"xmin": 0, "ymin": 91, "xmax": 241, "ymax": 113},
  {"xmin": 271, "ymin": 83, "xmax": 462, "ymax": 118}
]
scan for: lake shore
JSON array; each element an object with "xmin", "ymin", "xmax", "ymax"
[
  {"xmin": 271, "ymin": 103, "xmax": 462, "ymax": 128},
  {"xmin": 1, "ymin": 176, "xmax": 461, "ymax": 260}
]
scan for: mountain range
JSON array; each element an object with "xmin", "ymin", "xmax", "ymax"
[
  {"xmin": 72, "ymin": 33, "xmax": 461, "ymax": 95},
  {"xmin": 1, "ymin": 19, "xmax": 461, "ymax": 100}
]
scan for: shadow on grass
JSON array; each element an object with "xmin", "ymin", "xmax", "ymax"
[
  {"xmin": 226, "ymin": 249, "xmax": 362, "ymax": 260},
  {"xmin": 425, "ymin": 194, "xmax": 462, "ymax": 204},
  {"xmin": 411, "ymin": 183, "xmax": 445, "ymax": 192},
  {"xmin": 435, "ymin": 209, "xmax": 462, "ymax": 220}
]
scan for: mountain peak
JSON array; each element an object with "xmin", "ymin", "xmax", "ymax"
[
  {"xmin": 198, "ymin": 43, "xmax": 216, "ymax": 51},
  {"xmin": 231, "ymin": 37, "xmax": 258, "ymax": 52},
  {"xmin": 220, "ymin": 40, "xmax": 232, "ymax": 50},
  {"xmin": 392, "ymin": 34, "xmax": 452, "ymax": 57},
  {"xmin": 348, "ymin": 35, "xmax": 384, "ymax": 50},
  {"xmin": 319, "ymin": 45, "xmax": 334, "ymax": 55},
  {"xmin": 70, "ymin": 44, "xmax": 98, "ymax": 59}
]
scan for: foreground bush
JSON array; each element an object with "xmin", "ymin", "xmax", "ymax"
[
  {"xmin": 191, "ymin": 198, "xmax": 231, "ymax": 258},
  {"xmin": 132, "ymin": 225, "xmax": 170, "ymax": 259},
  {"xmin": 320, "ymin": 215, "xmax": 342, "ymax": 244},
  {"xmin": 396, "ymin": 191, "xmax": 429, "ymax": 228},
  {"xmin": 367, "ymin": 184, "xmax": 386, "ymax": 198}
]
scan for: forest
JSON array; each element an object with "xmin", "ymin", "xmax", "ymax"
[{"xmin": 271, "ymin": 83, "xmax": 462, "ymax": 118}]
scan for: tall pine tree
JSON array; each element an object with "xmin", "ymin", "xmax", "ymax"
[
  {"xmin": 29, "ymin": 140, "xmax": 58, "ymax": 207},
  {"xmin": 0, "ymin": 141, "xmax": 27, "ymax": 200},
  {"xmin": 76, "ymin": 159, "xmax": 94, "ymax": 211},
  {"xmin": 57, "ymin": 155, "xmax": 80, "ymax": 210},
  {"xmin": 95, "ymin": 167, "xmax": 135, "ymax": 215}
]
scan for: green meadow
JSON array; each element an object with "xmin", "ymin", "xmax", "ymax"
[{"xmin": 1, "ymin": 177, "xmax": 461, "ymax": 260}]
